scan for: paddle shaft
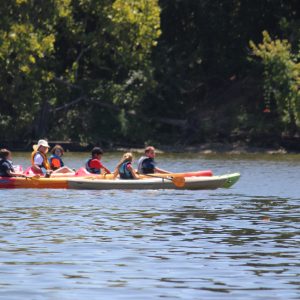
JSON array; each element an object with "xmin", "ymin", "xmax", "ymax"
[{"xmin": 143, "ymin": 173, "xmax": 185, "ymax": 187}]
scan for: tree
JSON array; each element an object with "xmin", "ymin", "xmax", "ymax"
[
  {"xmin": 0, "ymin": 0, "xmax": 72, "ymax": 139},
  {"xmin": 250, "ymin": 31, "xmax": 300, "ymax": 135},
  {"xmin": 0, "ymin": 0, "xmax": 161, "ymax": 143}
]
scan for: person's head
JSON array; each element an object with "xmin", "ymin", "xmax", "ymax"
[
  {"xmin": 117, "ymin": 152, "xmax": 133, "ymax": 168},
  {"xmin": 0, "ymin": 148, "xmax": 12, "ymax": 160},
  {"xmin": 145, "ymin": 146, "xmax": 155, "ymax": 158},
  {"xmin": 33, "ymin": 139, "xmax": 50, "ymax": 154},
  {"xmin": 51, "ymin": 145, "xmax": 64, "ymax": 157},
  {"xmin": 91, "ymin": 147, "xmax": 104, "ymax": 158},
  {"xmin": 122, "ymin": 152, "xmax": 133, "ymax": 162}
]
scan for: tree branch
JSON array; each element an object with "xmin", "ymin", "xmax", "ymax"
[
  {"xmin": 52, "ymin": 96, "xmax": 87, "ymax": 112},
  {"xmin": 54, "ymin": 77, "xmax": 83, "ymax": 91}
]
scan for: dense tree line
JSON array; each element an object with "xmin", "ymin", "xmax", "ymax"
[{"xmin": 0, "ymin": 0, "xmax": 299, "ymax": 148}]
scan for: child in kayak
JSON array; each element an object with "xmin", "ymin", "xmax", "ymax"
[
  {"xmin": 85, "ymin": 147, "xmax": 111, "ymax": 175},
  {"xmin": 137, "ymin": 146, "xmax": 170, "ymax": 174},
  {"xmin": 31, "ymin": 139, "xmax": 53, "ymax": 177},
  {"xmin": 113, "ymin": 152, "xmax": 139, "ymax": 179},
  {"xmin": 49, "ymin": 145, "xmax": 75, "ymax": 174},
  {"xmin": 0, "ymin": 149, "xmax": 25, "ymax": 177}
]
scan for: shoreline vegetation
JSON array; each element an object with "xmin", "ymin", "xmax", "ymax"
[
  {"xmin": 1, "ymin": 2, "xmax": 299, "ymax": 148},
  {"xmin": 1, "ymin": 139, "xmax": 299, "ymax": 154}
]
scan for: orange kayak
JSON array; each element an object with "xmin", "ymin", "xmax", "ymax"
[{"xmin": 0, "ymin": 176, "xmax": 68, "ymax": 189}]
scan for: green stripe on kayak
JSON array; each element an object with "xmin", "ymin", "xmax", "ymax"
[{"xmin": 222, "ymin": 173, "xmax": 240, "ymax": 188}]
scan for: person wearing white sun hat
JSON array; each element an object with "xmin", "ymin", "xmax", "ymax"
[{"xmin": 31, "ymin": 139, "xmax": 53, "ymax": 176}]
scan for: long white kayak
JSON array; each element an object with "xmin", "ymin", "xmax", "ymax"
[{"xmin": 67, "ymin": 173, "xmax": 240, "ymax": 190}]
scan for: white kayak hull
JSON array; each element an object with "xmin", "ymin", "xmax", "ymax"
[{"xmin": 67, "ymin": 173, "xmax": 240, "ymax": 190}]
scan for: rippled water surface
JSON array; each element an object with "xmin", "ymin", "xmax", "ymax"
[{"xmin": 0, "ymin": 152, "xmax": 299, "ymax": 299}]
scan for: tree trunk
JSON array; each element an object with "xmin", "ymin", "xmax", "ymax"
[{"xmin": 33, "ymin": 98, "xmax": 51, "ymax": 139}]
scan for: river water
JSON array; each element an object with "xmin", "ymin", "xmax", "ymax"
[{"xmin": 0, "ymin": 152, "xmax": 299, "ymax": 300}]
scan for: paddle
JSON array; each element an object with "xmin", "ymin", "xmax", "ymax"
[{"xmin": 144, "ymin": 173, "xmax": 185, "ymax": 188}]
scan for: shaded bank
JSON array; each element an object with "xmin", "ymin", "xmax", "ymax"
[{"xmin": 1, "ymin": 137, "xmax": 300, "ymax": 153}]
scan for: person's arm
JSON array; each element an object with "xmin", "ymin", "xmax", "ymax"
[
  {"xmin": 31, "ymin": 165, "xmax": 53, "ymax": 177},
  {"xmin": 99, "ymin": 161, "xmax": 111, "ymax": 174},
  {"xmin": 32, "ymin": 153, "xmax": 44, "ymax": 173},
  {"xmin": 31, "ymin": 164, "xmax": 42, "ymax": 173},
  {"xmin": 6, "ymin": 169, "xmax": 26, "ymax": 177},
  {"xmin": 32, "ymin": 154, "xmax": 52, "ymax": 175},
  {"xmin": 127, "ymin": 164, "xmax": 139, "ymax": 179},
  {"xmin": 154, "ymin": 167, "xmax": 171, "ymax": 174},
  {"xmin": 102, "ymin": 167, "xmax": 111, "ymax": 174},
  {"xmin": 112, "ymin": 168, "xmax": 119, "ymax": 178},
  {"xmin": 1, "ymin": 161, "xmax": 25, "ymax": 177}
]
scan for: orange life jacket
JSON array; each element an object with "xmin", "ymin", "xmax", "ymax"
[{"xmin": 31, "ymin": 150, "xmax": 51, "ymax": 170}]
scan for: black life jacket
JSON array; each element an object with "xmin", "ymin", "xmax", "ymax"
[
  {"xmin": 137, "ymin": 156, "xmax": 155, "ymax": 174},
  {"xmin": 0, "ymin": 159, "xmax": 14, "ymax": 177}
]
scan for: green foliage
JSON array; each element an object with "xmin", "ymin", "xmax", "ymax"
[
  {"xmin": 0, "ymin": 0, "xmax": 161, "ymax": 143},
  {"xmin": 111, "ymin": 0, "xmax": 161, "ymax": 57},
  {"xmin": 250, "ymin": 31, "xmax": 300, "ymax": 133},
  {"xmin": 0, "ymin": 0, "xmax": 72, "ymax": 139},
  {"xmin": 1, "ymin": 0, "xmax": 300, "ymax": 147}
]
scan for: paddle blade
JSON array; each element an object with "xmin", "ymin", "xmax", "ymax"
[{"xmin": 172, "ymin": 176, "xmax": 185, "ymax": 188}]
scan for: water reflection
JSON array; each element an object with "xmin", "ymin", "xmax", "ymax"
[{"xmin": 0, "ymin": 154, "xmax": 300, "ymax": 299}]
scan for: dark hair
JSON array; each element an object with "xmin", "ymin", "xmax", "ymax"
[
  {"xmin": 0, "ymin": 148, "xmax": 11, "ymax": 159},
  {"xmin": 91, "ymin": 147, "xmax": 103, "ymax": 156},
  {"xmin": 51, "ymin": 145, "xmax": 64, "ymax": 155}
]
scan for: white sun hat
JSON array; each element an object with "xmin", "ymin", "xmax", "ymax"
[{"xmin": 33, "ymin": 139, "xmax": 50, "ymax": 150}]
